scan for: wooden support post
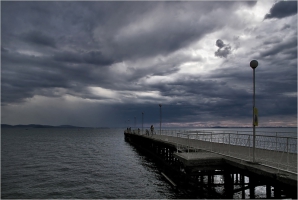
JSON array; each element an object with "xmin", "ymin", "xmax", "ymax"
[
  {"xmin": 224, "ymin": 171, "xmax": 233, "ymax": 199},
  {"xmin": 166, "ymin": 148, "xmax": 169, "ymax": 160},
  {"xmin": 235, "ymin": 173, "xmax": 239, "ymax": 184},
  {"xmin": 208, "ymin": 174, "xmax": 212, "ymax": 188},
  {"xmin": 241, "ymin": 174, "xmax": 245, "ymax": 199},
  {"xmin": 249, "ymin": 176, "xmax": 255, "ymax": 199},
  {"xmin": 266, "ymin": 185, "xmax": 271, "ymax": 199},
  {"xmin": 200, "ymin": 174, "xmax": 203, "ymax": 184},
  {"xmin": 289, "ymin": 186, "xmax": 298, "ymax": 199},
  {"xmin": 165, "ymin": 148, "xmax": 167, "ymax": 160},
  {"xmin": 273, "ymin": 185, "xmax": 281, "ymax": 199}
]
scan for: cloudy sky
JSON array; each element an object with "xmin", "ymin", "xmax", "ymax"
[{"xmin": 1, "ymin": 1, "xmax": 297, "ymax": 128}]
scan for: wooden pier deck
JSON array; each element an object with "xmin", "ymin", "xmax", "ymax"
[{"xmin": 124, "ymin": 131, "xmax": 297, "ymax": 198}]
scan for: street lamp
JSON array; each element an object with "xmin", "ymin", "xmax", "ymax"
[
  {"xmin": 250, "ymin": 60, "xmax": 258, "ymax": 163},
  {"xmin": 134, "ymin": 116, "xmax": 136, "ymax": 128},
  {"xmin": 159, "ymin": 104, "xmax": 162, "ymax": 135}
]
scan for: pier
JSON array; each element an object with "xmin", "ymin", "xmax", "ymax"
[{"xmin": 124, "ymin": 129, "xmax": 297, "ymax": 199}]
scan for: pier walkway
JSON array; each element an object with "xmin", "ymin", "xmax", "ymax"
[
  {"xmin": 139, "ymin": 130, "xmax": 297, "ymax": 173},
  {"xmin": 124, "ymin": 129, "xmax": 297, "ymax": 198}
]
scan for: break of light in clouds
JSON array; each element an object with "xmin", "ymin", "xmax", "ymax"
[{"xmin": 1, "ymin": 1, "xmax": 297, "ymax": 128}]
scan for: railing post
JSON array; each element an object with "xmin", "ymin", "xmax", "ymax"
[
  {"xmin": 188, "ymin": 134, "xmax": 190, "ymax": 153},
  {"xmin": 236, "ymin": 133, "xmax": 238, "ymax": 146},
  {"xmin": 211, "ymin": 132, "xmax": 213, "ymax": 151},
  {"xmin": 275, "ymin": 132, "xmax": 278, "ymax": 152},
  {"xmin": 249, "ymin": 135, "xmax": 251, "ymax": 160},
  {"xmin": 176, "ymin": 133, "xmax": 178, "ymax": 153},
  {"xmin": 229, "ymin": 133, "xmax": 230, "ymax": 156},
  {"xmin": 287, "ymin": 137, "xmax": 289, "ymax": 170},
  {"xmin": 223, "ymin": 134, "xmax": 224, "ymax": 144}
]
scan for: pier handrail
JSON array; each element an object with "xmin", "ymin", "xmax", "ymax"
[
  {"xmin": 186, "ymin": 132, "xmax": 296, "ymax": 174},
  {"xmin": 178, "ymin": 132, "xmax": 297, "ymax": 140}
]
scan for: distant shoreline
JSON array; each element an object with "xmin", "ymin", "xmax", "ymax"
[{"xmin": 1, "ymin": 124, "xmax": 109, "ymax": 129}]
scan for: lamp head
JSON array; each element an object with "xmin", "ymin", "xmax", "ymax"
[{"xmin": 250, "ymin": 60, "xmax": 258, "ymax": 69}]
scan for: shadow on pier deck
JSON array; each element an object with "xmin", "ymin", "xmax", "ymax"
[{"xmin": 124, "ymin": 131, "xmax": 297, "ymax": 199}]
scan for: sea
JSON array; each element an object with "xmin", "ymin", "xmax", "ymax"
[{"xmin": 1, "ymin": 127, "xmax": 297, "ymax": 199}]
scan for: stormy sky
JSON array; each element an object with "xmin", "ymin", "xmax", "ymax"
[{"xmin": 1, "ymin": 1, "xmax": 297, "ymax": 128}]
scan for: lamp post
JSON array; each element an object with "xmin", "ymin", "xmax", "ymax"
[
  {"xmin": 250, "ymin": 60, "xmax": 258, "ymax": 163},
  {"xmin": 159, "ymin": 104, "xmax": 162, "ymax": 135},
  {"xmin": 142, "ymin": 112, "xmax": 144, "ymax": 134},
  {"xmin": 134, "ymin": 116, "xmax": 136, "ymax": 128}
]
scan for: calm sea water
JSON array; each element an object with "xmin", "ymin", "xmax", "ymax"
[
  {"xmin": 1, "ymin": 127, "xmax": 297, "ymax": 199},
  {"xmin": 1, "ymin": 128, "xmax": 191, "ymax": 199}
]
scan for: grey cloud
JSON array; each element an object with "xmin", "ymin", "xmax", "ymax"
[
  {"xmin": 53, "ymin": 51, "xmax": 82, "ymax": 64},
  {"xmin": 262, "ymin": 36, "xmax": 282, "ymax": 45},
  {"xmin": 259, "ymin": 36, "xmax": 297, "ymax": 58},
  {"xmin": 53, "ymin": 50, "xmax": 115, "ymax": 66},
  {"xmin": 21, "ymin": 30, "xmax": 56, "ymax": 48},
  {"xmin": 91, "ymin": 2, "xmax": 256, "ymax": 60},
  {"xmin": 1, "ymin": 46, "xmax": 9, "ymax": 53},
  {"xmin": 264, "ymin": 1, "xmax": 297, "ymax": 20},
  {"xmin": 215, "ymin": 46, "xmax": 232, "ymax": 58},
  {"xmin": 1, "ymin": 1, "xmax": 296, "ymax": 127},
  {"xmin": 214, "ymin": 39, "xmax": 232, "ymax": 58},
  {"xmin": 2, "ymin": 1, "xmax": 256, "ymax": 62},
  {"xmin": 1, "ymin": 49, "xmax": 113, "ymax": 105},
  {"xmin": 83, "ymin": 51, "xmax": 115, "ymax": 66},
  {"xmin": 216, "ymin": 39, "xmax": 225, "ymax": 48},
  {"xmin": 280, "ymin": 24, "xmax": 291, "ymax": 31},
  {"xmin": 206, "ymin": 68, "xmax": 296, "ymax": 118},
  {"xmin": 117, "ymin": 61, "xmax": 296, "ymax": 125}
]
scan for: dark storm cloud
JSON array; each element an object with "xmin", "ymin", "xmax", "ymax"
[
  {"xmin": 216, "ymin": 39, "xmax": 225, "ymax": 48},
  {"xmin": 1, "ymin": 48, "xmax": 114, "ymax": 105},
  {"xmin": 1, "ymin": 46, "xmax": 9, "ymax": 53},
  {"xmin": 114, "ymin": 58, "xmax": 297, "ymax": 126},
  {"xmin": 1, "ymin": 1, "xmax": 257, "ymax": 61},
  {"xmin": 21, "ymin": 30, "xmax": 56, "ymax": 48},
  {"xmin": 1, "ymin": 51, "xmax": 64, "ymax": 104},
  {"xmin": 53, "ymin": 50, "xmax": 115, "ymax": 66},
  {"xmin": 138, "ymin": 73, "xmax": 254, "ymax": 121},
  {"xmin": 264, "ymin": 1, "xmax": 297, "ymax": 20},
  {"xmin": 259, "ymin": 36, "xmax": 297, "ymax": 58},
  {"xmin": 280, "ymin": 24, "xmax": 291, "ymax": 31},
  {"xmin": 1, "ymin": 1, "xmax": 296, "ymax": 127},
  {"xmin": 1, "ymin": 1, "xmax": 241, "ymax": 66},
  {"xmin": 2, "ymin": 1, "xmax": 251, "ymax": 105},
  {"xmin": 214, "ymin": 39, "xmax": 232, "ymax": 58},
  {"xmin": 89, "ymin": 1, "xmax": 256, "ymax": 60}
]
